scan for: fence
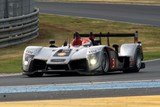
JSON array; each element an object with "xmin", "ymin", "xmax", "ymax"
[{"xmin": 0, "ymin": 8, "xmax": 39, "ymax": 48}]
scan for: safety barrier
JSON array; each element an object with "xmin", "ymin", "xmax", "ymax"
[{"xmin": 0, "ymin": 8, "xmax": 39, "ymax": 48}]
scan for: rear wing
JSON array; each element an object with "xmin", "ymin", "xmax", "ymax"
[{"xmin": 76, "ymin": 31, "xmax": 139, "ymax": 46}]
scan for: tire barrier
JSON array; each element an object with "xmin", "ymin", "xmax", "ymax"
[{"xmin": 0, "ymin": 8, "xmax": 39, "ymax": 48}]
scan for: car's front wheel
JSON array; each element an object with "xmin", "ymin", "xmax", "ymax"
[{"xmin": 25, "ymin": 60, "xmax": 43, "ymax": 77}]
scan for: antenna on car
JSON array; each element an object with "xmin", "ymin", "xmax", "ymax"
[
  {"xmin": 107, "ymin": 32, "xmax": 110, "ymax": 46},
  {"xmin": 68, "ymin": 35, "xmax": 70, "ymax": 48},
  {"xmin": 99, "ymin": 32, "xmax": 102, "ymax": 45},
  {"xmin": 134, "ymin": 31, "xmax": 138, "ymax": 43}
]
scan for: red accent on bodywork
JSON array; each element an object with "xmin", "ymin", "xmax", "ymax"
[
  {"xmin": 106, "ymin": 48, "xmax": 116, "ymax": 69},
  {"xmin": 110, "ymin": 58, "xmax": 116, "ymax": 69}
]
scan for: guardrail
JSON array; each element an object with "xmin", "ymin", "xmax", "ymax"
[{"xmin": 0, "ymin": 8, "xmax": 39, "ymax": 48}]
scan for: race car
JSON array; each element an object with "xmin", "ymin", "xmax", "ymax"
[{"xmin": 22, "ymin": 31, "xmax": 145, "ymax": 77}]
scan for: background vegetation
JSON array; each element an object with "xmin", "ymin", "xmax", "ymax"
[{"xmin": 0, "ymin": 14, "xmax": 160, "ymax": 73}]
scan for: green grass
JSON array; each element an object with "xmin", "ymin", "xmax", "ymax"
[
  {"xmin": 0, "ymin": 14, "xmax": 160, "ymax": 73},
  {"xmin": 144, "ymin": 52, "xmax": 160, "ymax": 60},
  {"xmin": 0, "ymin": 58, "xmax": 22, "ymax": 73}
]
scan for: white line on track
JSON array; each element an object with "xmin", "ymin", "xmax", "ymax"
[
  {"xmin": 0, "ymin": 73, "xmax": 22, "ymax": 77},
  {"xmin": 143, "ymin": 58, "xmax": 160, "ymax": 62},
  {"xmin": 0, "ymin": 79, "xmax": 160, "ymax": 94}
]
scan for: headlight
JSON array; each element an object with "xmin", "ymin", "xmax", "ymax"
[
  {"xmin": 24, "ymin": 61, "xmax": 29, "ymax": 66},
  {"xmin": 88, "ymin": 52, "xmax": 100, "ymax": 66},
  {"xmin": 90, "ymin": 58, "xmax": 97, "ymax": 65},
  {"xmin": 24, "ymin": 53, "xmax": 34, "ymax": 66},
  {"xmin": 25, "ymin": 54, "xmax": 34, "ymax": 61}
]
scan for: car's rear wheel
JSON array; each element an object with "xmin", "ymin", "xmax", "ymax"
[
  {"xmin": 132, "ymin": 49, "xmax": 142, "ymax": 72},
  {"xmin": 123, "ymin": 49, "xmax": 142, "ymax": 73},
  {"xmin": 102, "ymin": 51, "xmax": 109, "ymax": 74}
]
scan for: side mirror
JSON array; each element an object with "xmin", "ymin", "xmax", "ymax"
[
  {"xmin": 49, "ymin": 40, "xmax": 55, "ymax": 45},
  {"xmin": 49, "ymin": 40, "xmax": 56, "ymax": 47},
  {"xmin": 63, "ymin": 40, "xmax": 68, "ymax": 46}
]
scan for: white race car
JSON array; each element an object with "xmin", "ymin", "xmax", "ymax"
[{"xmin": 22, "ymin": 32, "xmax": 145, "ymax": 77}]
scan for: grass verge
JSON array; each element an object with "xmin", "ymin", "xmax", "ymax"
[{"xmin": 0, "ymin": 14, "xmax": 160, "ymax": 73}]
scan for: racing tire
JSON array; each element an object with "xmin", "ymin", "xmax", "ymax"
[
  {"xmin": 123, "ymin": 49, "xmax": 142, "ymax": 73},
  {"xmin": 132, "ymin": 49, "xmax": 142, "ymax": 72},
  {"xmin": 26, "ymin": 60, "xmax": 44, "ymax": 77},
  {"xmin": 102, "ymin": 51, "xmax": 109, "ymax": 74},
  {"xmin": 81, "ymin": 51, "xmax": 109, "ymax": 76}
]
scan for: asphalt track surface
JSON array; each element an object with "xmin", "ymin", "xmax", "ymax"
[
  {"xmin": 36, "ymin": 2, "xmax": 160, "ymax": 26},
  {"xmin": 0, "ymin": 60, "xmax": 160, "ymax": 101},
  {"xmin": 0, "ymin": 2, "xmax": 160, "ymax": 102}
]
